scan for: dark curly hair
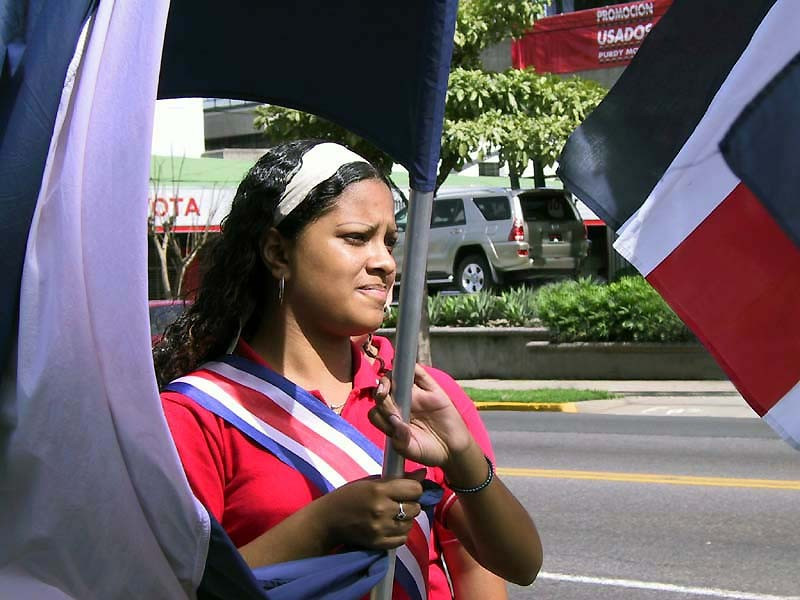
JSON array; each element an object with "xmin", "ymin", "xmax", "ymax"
[{"xmin": 153, "ymin": 139, "xmax": 386, "ymax": 387}]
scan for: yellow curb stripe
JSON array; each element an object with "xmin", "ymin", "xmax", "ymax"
[
  {"xmin": 474, "ymin": 402, "xmax": 578, "ymax": 412},
  {"xmin": 496, "ymin": 467, "xmax": 800, "ymax": 490}
]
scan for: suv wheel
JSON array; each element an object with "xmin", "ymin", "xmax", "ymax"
[{"xmin": 456, "ymin": 254, "xmax": 493, "ymax": 294}]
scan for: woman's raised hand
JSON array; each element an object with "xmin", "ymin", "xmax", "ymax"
[
  {"xmin": 368, "ymin": 364, "xmax": 475, "ymax": 468},
  {"xmin": 315, "ymin": 471, "xmax": 425, "ymax": 551}
]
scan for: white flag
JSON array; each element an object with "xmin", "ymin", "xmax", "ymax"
[{"xmin": 0, "ymin": 2, "xmax": 209, "ymax": 597}]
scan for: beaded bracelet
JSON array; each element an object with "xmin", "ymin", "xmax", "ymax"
[{"xmin": 448, "ymin": 455, "xmax": 494, "ymax": 494}]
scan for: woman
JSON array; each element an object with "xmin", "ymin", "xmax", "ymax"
[{"xmin": 155, "ymin": 140, "xmax": 542, "ymax": 598}]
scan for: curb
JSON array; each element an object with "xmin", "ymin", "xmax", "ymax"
[{"xmin": 474, "ymin": 401, "xmax": 578, "ymax": 413}]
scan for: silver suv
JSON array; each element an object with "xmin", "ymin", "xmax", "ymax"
[{"xmin": 393, "ymin": 188, "xmax": 588, "ymax": 293}]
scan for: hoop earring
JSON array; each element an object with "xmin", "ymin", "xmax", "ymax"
[
  {"xmin": 226, "ymin": 320, "xmax": 243, "ymax": 355},
  {"xmin": 278, "ymin": 277, "xmax": 285, "ymax": 305}
]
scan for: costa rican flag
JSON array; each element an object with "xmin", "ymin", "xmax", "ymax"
[
  {"xmin": 559, "ymin": 0, "xmax": 800, "ymax": 448},
  {"xmin": 167, "ymin": 355, "xmax": 437, "ymax": 600}
]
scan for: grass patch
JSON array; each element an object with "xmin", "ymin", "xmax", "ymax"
[{"xmin": 463, "ymin": 387, "xmax": 618, "ymax": 404}]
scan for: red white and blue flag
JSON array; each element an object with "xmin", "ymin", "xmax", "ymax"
[
  {"xmin": 559, "ymin": 0, "xmax": 800, "ymax": 448},
  {"xmin": 166, "ymin": 355, "xmax": 439, "ymax": 600}
]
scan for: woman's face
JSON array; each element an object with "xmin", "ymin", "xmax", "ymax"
[{"xmin": 285, "ymin": 178, "xmax": 398, "ymax": 338}]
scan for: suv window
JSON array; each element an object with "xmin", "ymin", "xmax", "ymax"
[
  {"xmin": 519, "ymin": 194, "xmax": 576, "ymax": 222},
  {"xmin": 431, "ymin": 198, "xmax": 466, "ymax": 228},
  {"xmin": 472, "ymin": 196, "xmax": 511, "ymax": 221}
]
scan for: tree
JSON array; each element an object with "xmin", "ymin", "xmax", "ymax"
[
  {"xmin": 452, "ymin": 0, "xmax": 547, "ymax": 69},
  {"xmin": 439, "ymin": 68, "xmax": 606, "ymax": 189},
  {"xmin": 148, "ymin": 156, "xmax": 222, "ymax": 299},
  {"xmin": 445, "ymin": 0, "xmax": 605, "ymax": 188}
]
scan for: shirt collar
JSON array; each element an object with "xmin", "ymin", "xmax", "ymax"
[
  {"xmin": 236, "ymin": 338, "xmax": 267, "ymax": 366},
  {"xmin": 235, "ymin": 336, "xmax": 394, "ymax": 394}
]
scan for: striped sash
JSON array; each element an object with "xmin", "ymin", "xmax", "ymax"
[{"xmin": 165, "ymin": 355, "xmax": 436, "ymax": 600}]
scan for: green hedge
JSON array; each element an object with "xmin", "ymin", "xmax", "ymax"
[
  {"xmin": 536, "ymin": 276, "xmax": 693, "ymax": 342},
  {"xmin": 383, "ymin": 287, "xmax": 538, "ymax": 328},
  {"xmin": 384, "ymin": 276, "xmax": 693, "ymax": 343}
]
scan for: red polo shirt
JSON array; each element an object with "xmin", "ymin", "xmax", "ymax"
[{"xmin": 162, "ymin": 336, "xmax": 494, "ymax": 599}]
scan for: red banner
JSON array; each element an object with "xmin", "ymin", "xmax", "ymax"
[{"xmin": 512, "ymin": 0, "xmax": 673, "ymax": 74}]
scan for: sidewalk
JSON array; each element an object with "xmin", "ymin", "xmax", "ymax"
[{"xmin": 458, "ymin": 379, "xmax": 757, "ymax": 419}]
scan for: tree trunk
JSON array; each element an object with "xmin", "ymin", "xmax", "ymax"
[
  {"xmin": 509, "ymin": 168, "xmax": 521, "ymax": 190},
  {"xmin": 533, "ymin": 160, "xmax": 546, "ymax": 188},
  {"xmin": 416, "ymin": 283, "xmax": 432, "ymax": 366},
  {"xmin": 417, "ymin": 163, "xmax": 454, "ymax": 368},
  {"xmin": 157, "ymin": 242, "xmax": 172, "ymax": 299},
  {"xmin": 175, "ymin": 264, "xmax": 187, "ymax": 299}
]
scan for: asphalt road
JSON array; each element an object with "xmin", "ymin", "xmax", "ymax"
[{"xmin": 481, "ymin": 412, "xmax": 800, "ymax": 600}]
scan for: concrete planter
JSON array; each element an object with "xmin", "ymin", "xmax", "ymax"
[{"xmin": 376, "ymin": 327, "xmax": 726, "ymax": 380}]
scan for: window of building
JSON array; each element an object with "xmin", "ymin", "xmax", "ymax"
[
  {"xmin": 478, "ymin": 162, "xmax": 500, "ymax": 177},
  {"xmin": 202, "ymin": 98, "xmax": 259, "ymax": 111}
]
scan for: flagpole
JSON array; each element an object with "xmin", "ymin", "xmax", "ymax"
[{"xmin": 371, "ymin": 188, "xmax": 434, "ymax": 600}]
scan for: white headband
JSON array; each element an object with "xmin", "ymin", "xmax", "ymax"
[{"xmin": 273, "ymin": 143, "xmax": 370, "ymax": 225}]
